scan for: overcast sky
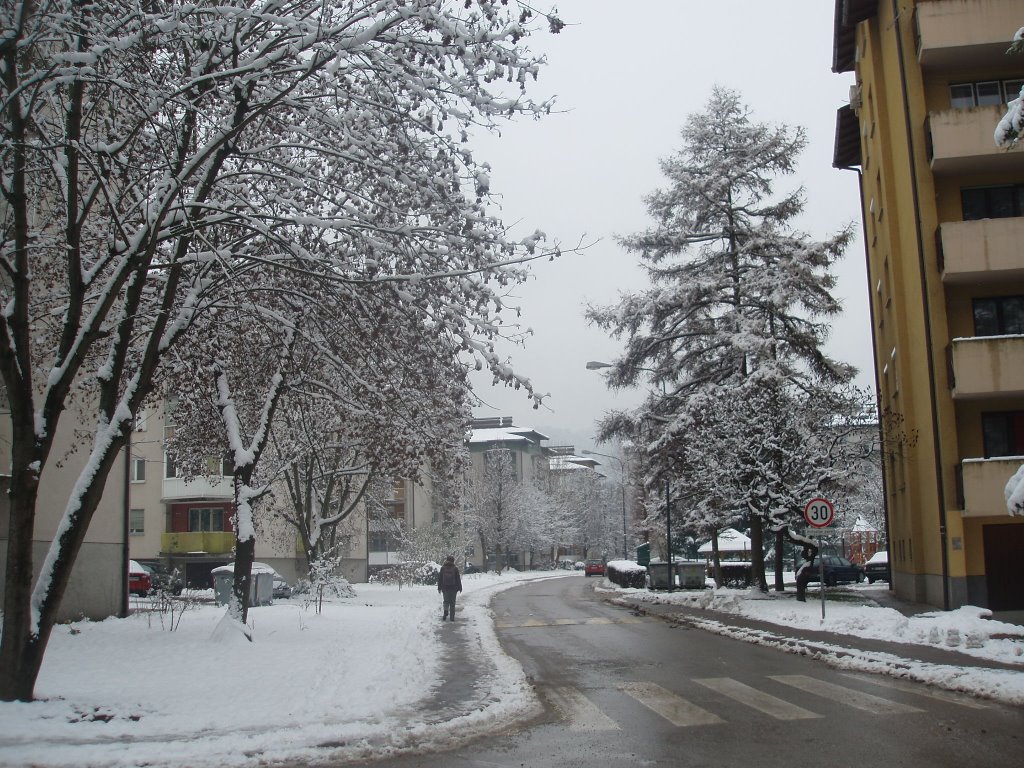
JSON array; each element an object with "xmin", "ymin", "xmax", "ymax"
[{"xmin": 467, "ymin": 1, "xmax": 866, "ymax": 452}]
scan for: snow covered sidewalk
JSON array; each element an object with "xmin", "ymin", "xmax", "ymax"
[{"xmin": 0, "ymin": 570, "xmax": 571, "ymax": 768}]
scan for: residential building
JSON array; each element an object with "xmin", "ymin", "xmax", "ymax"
[
  {"xmin": 465, "ymin": 417, "xmax": 553, "ymax": 570},
  {"xmin": 128, "ymin": 399, "xmax": 302, "ymax": 588},
  {"xmin": 832, "ymin": 0, "xmax": 1024, "ymax": 611},
  {"xmin": 0, "ymin": 389, "xmax": 128, "ymax": 621}
]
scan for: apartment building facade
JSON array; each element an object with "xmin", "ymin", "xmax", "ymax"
[{"xmin": 833, "ymin": 0, "xmax": 1024, "ymax": 611}]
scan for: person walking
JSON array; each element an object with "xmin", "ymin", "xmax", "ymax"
[{"xmin": 437, "ymin": 555, "xmax": 463, "ymax": 621}]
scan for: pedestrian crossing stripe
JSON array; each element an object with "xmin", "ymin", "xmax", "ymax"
[
  {"xmin": 546, "ymin": 675, "xmax": 936, "ymax": 730},
  {"xmin": 546, "ymin": 686, "xmax": 621, "ymax": 732},
  {"xmin": 694, "ymin": 677, "xmax": 822, "ymax": 720},
  {"xmin": 495, "ymin": 616, "xmax": 645, "ymax": 629},
  {"xmin": 838, "ymin": 673, "xmax": 989, "ymax": 709},
  {"xmin": 619, "ymin": 682, "xmax": 725, "ymax": 727},
  {"xmin": 770, "ymin": 674, "xmax": 924, "ymax": 714}
]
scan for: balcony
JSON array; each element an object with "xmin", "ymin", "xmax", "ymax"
[
  {"xmin": 939, "ymin": 217, "xmax": 1024, "ymax": 284},
  {"xmin": 161, "ymin": 531, "xmax": 235, "ymax": 554},
  {"xmin": 950, "ymin": 335, "xmax": 1024, "ymax": 399},
  {"xmin": 927, "ymin": 107, "xmax": 1024, "ymax": 175},
  {"xmin": 917, "ymin": 0, "xmax": 1022, "ymax": 70},
  {"xmin": 960, "ymin": 456, "xmax": 1022, "ymax": 517},
  {"xmin": 162, "ymin": 475, "xmax": 234, "ymax": 503}
]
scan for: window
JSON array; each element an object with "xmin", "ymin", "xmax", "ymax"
[
  {"xmin": 129, "ymin": 508, "xmax": 145, "ymax": 535},
  {"xmin": 961, "ymin": 184, "xmax": 1024, "ymax": 220},
  {"xmin": 949, "ymin": 79, "xmax": 1024, "ymax": 109},
  {"xmin": 131, "ymin": 457, "xmax": 146, "ymax": 483},
  {"xmin": 973, "ymin": 296, "xmax": 1024, "ymax": 336},
  {"xmin": 982, "ymin": 412, "xmax": 1024, "ymax": 458},
  {"xmin": 188, "ymin": 507, "xmax": 223, "ymax": 532},
  {"xmin": 165, "ymin": 452, "xmax": 177, "ymax": 479}
]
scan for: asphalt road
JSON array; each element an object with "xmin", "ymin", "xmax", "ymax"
[{"xmin": 354, "ymin": 575, "xmax": 1024, "ymax": 767}]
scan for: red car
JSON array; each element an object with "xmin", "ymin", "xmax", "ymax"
[
  {"xmin": 584, "ymin": 559, "xmax": 605, "ymax": 577},
  {"xmin": 128, "ymin": 560, "xmax": 152, "ymax": 596}
]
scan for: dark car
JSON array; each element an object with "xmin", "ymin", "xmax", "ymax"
[
  {"xmin": 272, "ymin": 577, "xmax": 293, "ymax": 599},
  {"xmin": 801, "ymin": 555, "xmax": 864, "ymax": 586},
  {"xmin": 142, "ymin": 562, "xmax": 184, "ymax": 595},
  {"xmin": 463, "ymin": 563, "xmax": 481, "ymax": 575},
  {"xmin": 584, "ymin": 559, "xmax": 605, "ymax": 577},
  {"xmin": 863, "ymin": 551, "xmax": 890, "ymax": 583}
]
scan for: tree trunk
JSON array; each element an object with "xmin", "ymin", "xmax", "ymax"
[
  {"xmin": 232, "ymin": 535, "xmax": 256, "ymax": 630},
  {"xmin": 0, "ymin": 423, "xmax": 129, "ymax": 701},
  {"xmin": 710, "ymin": 529, "xmax": 723, "ymax": 588},
  {"xmin": 773, "ymin": 528, "xmax": 786, "ymax": 592},
  {"xmin": 749, "ymin": 514, "xmax": 768, "ymax": 591}
]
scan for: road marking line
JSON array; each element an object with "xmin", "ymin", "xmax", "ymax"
[
  {"xmin": 839, "ymin": 673, "xmax": 989, "ymax": 709},
  {"xmin": 619, "ymin": 682, "xmax": 725, "ymax": 727},
  {"xmin": 495, "ymin": 616, "xmax": 645, "ymax": 629},
  {"xmin": 694, "ymin": 677, "xmax": 822, "ymax": 720},
  {"xmin": 546, "ymin": 687, "xmax": 620, "ymax": 732},
  {"xmin": 770, "ymin": 674, "xmax": 924, "ymax": 714}
]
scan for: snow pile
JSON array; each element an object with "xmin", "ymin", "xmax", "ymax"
[
  {"xmin": 624, "ymin": 586, "xmax": 1024, "ymax": 665},
  {"xmin": 0, "ymin": 570, "xmax": 570, "ymax": 768}
]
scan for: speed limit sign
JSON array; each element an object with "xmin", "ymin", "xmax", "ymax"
[{"xmin": 803, "ymin": 498, "xmax": 835, "ymax": 528}]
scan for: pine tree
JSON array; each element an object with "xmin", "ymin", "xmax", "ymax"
[{"xmin": 588, "ymin": 87, "xmax": 857, "ymax": 590}]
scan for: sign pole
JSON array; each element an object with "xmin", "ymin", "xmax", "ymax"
[{"xmin": 803, "ymin": 498, "xmax": 836, "ymax": 623}]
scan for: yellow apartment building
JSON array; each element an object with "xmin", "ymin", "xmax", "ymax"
[{"xmin": 833, "ymin": 0, "xmax": 1024, "ymax": 612}]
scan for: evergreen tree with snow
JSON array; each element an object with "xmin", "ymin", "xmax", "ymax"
[{"xmin": 588, "ymin": 87, "xmax": 857, "ymax": 591}]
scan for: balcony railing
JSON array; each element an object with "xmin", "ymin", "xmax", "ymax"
[
  {"xmin": 917, "ymin": 0, "xmax": 1022, "ymax": 70},
  {"xmin": 950, "ymin": 336, "xmax": 1024, "ymax": 399},
  {"xmin": 926, "ymin": 107, "xmax": 1024, "ymax": 175},
  {"xmin": 162, "ymin": 475, "xmax": 234, "ymax": 502},
  {"xmin": 961, "ymin": 456, "xmax": 1023, "ymax": 517},
  {"xmin": 939, "ymin": 218, "xmax": 1024, "ymax": 284},
  {"xmin": 161, "ymin": 531, "xmax": 235, "ymax": 554}
]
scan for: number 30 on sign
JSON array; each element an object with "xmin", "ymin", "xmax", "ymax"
[{"xmin": 803, "ymin": 498, "xmax": 835, "ymax": 528}]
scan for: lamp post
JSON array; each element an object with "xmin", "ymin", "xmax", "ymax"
[
  {"xmin": 582, "ymin": 449, "xmax": 628, "ymax": 560},
  {"xmin": 586, "ymin": 361, "xmax": 673, "ymax": 587}
]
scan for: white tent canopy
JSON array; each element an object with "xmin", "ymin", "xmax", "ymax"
[{"xmin": 697, "ymin": 528, "xmax": 751, "ymax": 554}]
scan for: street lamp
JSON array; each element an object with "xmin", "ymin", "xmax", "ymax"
[
  {"xmin": 586, "ymin": 361, "xmax": 674, "ymax": 587},
  {"xmin": 581, "ymin": 449, "xmax": 628, "ymax": 560}
]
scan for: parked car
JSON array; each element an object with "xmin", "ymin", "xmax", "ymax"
[
  {"xmin": 584, "ymin": 559, "xmax": 605, "ymax": 577},
  {"xmin": 800, "ymin": 555, "xmax": 864, "ymax": 586},
  {"xmin": 272, "ymin": 577, "xmax": 293, "ymax": 599},
  {"xmin": 128, "ymin": 559, "xmax": 153, "ymax": 597},
  {"xmin": 863, "ymin": 550, "xmax": 890, "ymax": 584},
  {"xmin": 463, "ymin": 563, "xmax": 481, "ymax": 575},
  {"xmin": 142, "ymin": 562, "xmax": 184, "ymax": 595}
]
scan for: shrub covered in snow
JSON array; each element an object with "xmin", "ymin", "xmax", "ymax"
[{"xmin": 606, "ymin": 560, "xmax": 646, "ymax": 589}]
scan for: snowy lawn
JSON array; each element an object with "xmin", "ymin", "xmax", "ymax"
[{"xmin": 0, "ymin": 570, "xmax": 572, "ymax": 768}]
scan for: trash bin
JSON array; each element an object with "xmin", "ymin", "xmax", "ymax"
[
  {"xmin": 674, "ymin": 561, "xmax": 706, "ymax": 589},
  {"xmin": 211, "ymin": 562, "xmax": 276, "ymax": 606},
  {"xmin": 646, "ymin": 562, "xmax": 674, "ymax": 590}
]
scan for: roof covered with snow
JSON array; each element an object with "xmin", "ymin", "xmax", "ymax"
[{"xmin": 697, "ymin": 528, "xmax": 751, "ymax": 554}]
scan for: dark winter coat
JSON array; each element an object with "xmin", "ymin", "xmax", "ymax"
[{"xmin": 437, "ymin": 563, "xmax": 462, "ymax": 593}]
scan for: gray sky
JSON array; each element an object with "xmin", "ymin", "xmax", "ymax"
[{"xmin": 468, "ymin": 1, "xmax": 866, "ymax": 450}]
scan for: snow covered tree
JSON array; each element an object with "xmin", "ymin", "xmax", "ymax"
[
  {"xmin": 463, "ymin": 447, "xmax": 533, "ymax": 573},
  {"xmin": 0, "ymin": 0, "xmax": 564, "ymax": 701},
  {"xmin": 588, "ymin": 87, "xmax": 856, "ymax": 592}
]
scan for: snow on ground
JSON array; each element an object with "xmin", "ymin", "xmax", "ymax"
[
  {"xmin": 3, "ymin": 569, "xmax": 1024, "ymax": 768},
  {"xmin": 0, "ymin": 570, "xmax": 570, "ymax": 768}
]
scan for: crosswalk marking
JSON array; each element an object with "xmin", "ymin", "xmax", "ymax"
[
  {"xmin": 770, "ymin": 674, "xmax": 924, "ymax": 714},
  {"xmin": 839, "ymin": 673, "xmax": 989, "ymax": 710},
  {"xmin": 694, "ymin": 677, "xmax": 822, "ymax": 720},
  {"xmin": 546, "ymin": 687, "xmax": 620, "ymax": 732},
  {"xmin": 495, "ymin": 616, "xmax": 645, "ymax": 629},
  {"xmin": 619, "ymin": 682, "xmax": 725, "ymax": 727}
]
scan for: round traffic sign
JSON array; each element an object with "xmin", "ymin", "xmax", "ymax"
[{"xmin": 803, "ymin": 497, "xmax": 835, "ymax": 528}]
